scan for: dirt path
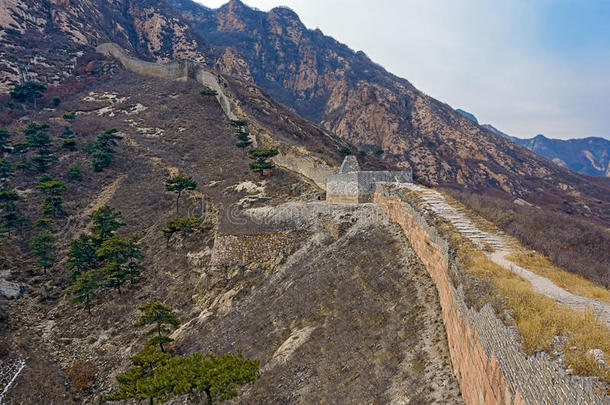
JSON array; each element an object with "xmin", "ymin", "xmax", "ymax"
[{"xmin": 400, "ymin": 183, "xmax": 610, "ymax": 327}]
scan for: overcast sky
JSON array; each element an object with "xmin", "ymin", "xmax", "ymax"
[{"xmin": 195, "ymin": 0, "xmax": 610, "ymax": 140}]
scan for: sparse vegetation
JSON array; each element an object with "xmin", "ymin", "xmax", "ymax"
[
  {"xmin": 230, "ymin": 119, "xmax": 248, "ymax": 127},
  {"xmin": 66, "ymin": 361, "xmax": 97, "ymax": 392},
  {"xmin": 248, "ymin": 148, "xmax": 278, "ymax": 176},
  {"xmin": 374, "ymin": 147, "xmax": 384, "ymax": 156},
  {"xmin": 450, "ymin": 226, "xmax": 610, "ymax": 383},
  {"xmin": 165, "ymin": 173, "xmax": 197, "ymax": 214},
  {"xmin": 63, "ymin": 111, "xmax": 76, "ymax": 120}
]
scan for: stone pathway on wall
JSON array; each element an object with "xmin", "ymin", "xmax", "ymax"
[{"xmin": 400, "ymin": 183, "xmax": 610, "ymax": 327}]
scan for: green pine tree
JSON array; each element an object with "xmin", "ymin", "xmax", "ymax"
[
  {"xmin": 10, "ymin": 81, "xmax": 46, "ymax": 107},
  {"xmin": 247, "ymin": 148, "xmax": 279, "ymax": 176},
  {"xmin": 165, "ymin": 173, "xmax": 197, "ymax": 214},
  {"xmin": 66, "ymin": 269, "xmax": 100, "ymax": 315},
  {"xmin": 28, "ymin": 230, "xmax": 55, "ymax": 273},
  {"xmin": 97, "ymin": 235, "xmax": 142, "ymax": 293},
  {"xmin": 67, "ymin": 233, "xmax": 98, "ymax": 281},
  {"xmin": 89, "ymin": 205, "xmax": 125, "ymax": 242},
  {"xmin": 134, "ymin": 301, "xmax": 180, "ymax": 352}
]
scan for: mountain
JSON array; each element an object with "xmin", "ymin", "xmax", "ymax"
[
  {"xmin": 1, "ymin": 0, "xmax": 609, "ymax": 224},
  {"xmin": 455, "ymin": 109, "xmax": 478, "ymax": 124},
  {"xmin": 458, "ymin": 111, "xmax": 610, "ymax": 177},
  {"xmin": 164, "ymin": 0, "xmax": 610, "ymax": 222},
  {"xmin": 512, "ymin": 135, "xmax": 610, "ymax": 177}
]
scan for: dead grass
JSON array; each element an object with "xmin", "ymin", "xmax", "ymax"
[
  {"xmin": 507, "ymin": 250, "xmax": 610, "ymax": 304},
  {"xmin": 457, "ymin": 243, "xmax": 610, "ymax": 383},
  {"xmin": 439, "ymin": 189, "xmax": 610, "ymax": 304}
]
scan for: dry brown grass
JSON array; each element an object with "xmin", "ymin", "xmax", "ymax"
[
  {"xmin": 507, "ymin": 250, "xmax": 610, "ymax": 304},
  {"xmin": 438, "ymin": 189, "xmax": 610, "ymax": 304},
  {"xmin": 444, "ymin": 188, "xmax": 610, "ymax": 287},
  {"xmin": 457, "ymin": 241, "xmax": 610, "ymax": 383}
]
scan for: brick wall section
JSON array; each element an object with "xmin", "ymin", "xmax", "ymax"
[{"xmin": 373, "ymin": 183, "xmax": 606, "ymax": 405}]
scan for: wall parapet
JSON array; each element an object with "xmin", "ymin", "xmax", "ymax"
[{"xmin": 373, "ymin": 182, "xmax": 606, "ymax": 405}]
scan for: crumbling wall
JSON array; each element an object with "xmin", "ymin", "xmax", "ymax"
[{"xmin": 373, "ymin": 183, "xmax": 606, "ymax": 405}]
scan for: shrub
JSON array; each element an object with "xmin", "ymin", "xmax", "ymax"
[
  {"xmin": 200, "ymin": 89, "xmax": 218, "ymax": 96},
  {"xmin": 50, "ymin": 97, "xmax": 61, "ymax": 107},
  {"xmin": 63, "ymin": 111, "xmax": 76, "ymax": 120},
  {"xmin": 10, "ymin": 81, "xmax": 46, "ymax": 107},
  {"xmin": 66, "ymin": 361, "xmax": 97, "ymax": 392},
  {"xmin": 62, "ymin": 138, "xmax": 77, "ymax": 151},
  {"xmin": 340, "ymin": 146, "xmax": 351, "ymax": 155},
  {"xmin": 374, "ymin": 148, "xmax": 384, "ymax": 156},
  {"xmin": 162, "ymin": 215, "xmax": 203, "ymax": 247},
  {"xmin": 358, "ymin": 150, "xmax": 366, "ymax": 156},
  {"xmin": 66, "ymin": 162, "xmax": 82, "ymax": 181}
]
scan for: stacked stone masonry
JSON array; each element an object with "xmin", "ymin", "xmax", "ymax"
[{"xmin": 372, "ymin": 183, "xmax": 606, "ymax": 405}]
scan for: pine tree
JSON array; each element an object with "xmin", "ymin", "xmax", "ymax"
[
  {"xmin": 235, "ymin": 132, "xmax": 252, "ymax": 149},
  {"xmin": 165, "ymin": 174, "xmax": 197, "ymax": 214},
  {"xmin": 0, "ymin": 160, "xmax": 14, "ymax": 189},
  {"xmin": 97, "ymin": 235, "xmax": 142, "ymax": 293},
  {"xmin": 66, "ymin": 270, "xmax": 100, "ymax": 315},
  {"xmin": 28, "ymin": 230, "xmax": 55, "ymax": 273},
  {"xmin": 161, "ymin": 215, "xmax": 202, "ymax": 247},
  {"xmin": 135, "ymin": 301, "xmax": 180, "ymax": 352},
  {"xmin": 84, "ymin": 128, "xmax": 122, "ymax": 171},
  {"xmin": 25, "ymin": 123, "xmax": 56, "ymax": 171},
  {"xmin": 89, "ymin": 205, "xmax": 124, "ymax": 242},
  {"xmin": 36, "ymin": 175, "xmax": 66, "ymax": 217},
  {"xmin": 67, "ymin": 233, "xmax": 98, "ymax": 281},
  {"xmin": 247, "ymin": 148, "xmax": 279, "ymax": 176},
  {"xmin": 0, "ymin": 189, "xmax": 26, "ymax": 238},
  {"xmin": 10, "ymin": 81, "xmax": 46, "ymax": 107},
  {"xmin": 0, "ymin": 128, "xmax": 12, "ymax": 154}
]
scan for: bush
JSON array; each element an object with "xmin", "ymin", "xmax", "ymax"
[
  {"xmin": 50, "ymin": 97, "xmax": 61, "ymax": 107},
  {"xmin": 374, "ymin": 148, "xmax": 384, "ymax": 156},
  {"xmin": 200, "ymin": 89, "xmax": 218, "ymax": 96},
  {"xmin": 62, "ymin": 138, "xmax": 77, "ymax": 151},
  {"xmin": 340, "ymin": 146, "xmax": 351, "ymax": 155},
  {"xmin": 66, "ymin": 361, "xmax": 97, "ymax": 392},
  {"xmin": 66, "ymin": 162, "xmax": 82, "ymax": 181},
  {"xmin": 358, "ymin": 150, "xmax": 366, "ymax": 156},
  {"xmin": 63, "ymin": 111, "xmax": 76, "ymax": 120}
]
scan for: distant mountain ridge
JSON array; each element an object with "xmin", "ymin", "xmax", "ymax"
[{"xmin": 456, "ymin": 109, "xmax": 610, "ymax": 177}]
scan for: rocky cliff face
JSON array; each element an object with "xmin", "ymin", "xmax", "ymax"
[{"xmin": 0, "ymin": 0, "xmax": 210, "ymax": 92}]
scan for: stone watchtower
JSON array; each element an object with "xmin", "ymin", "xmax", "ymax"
[{"xmin": 326, "ymin": 156, "xmax": 413, "ymax": 203}]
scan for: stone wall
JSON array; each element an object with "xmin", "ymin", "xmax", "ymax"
[
  {"xmin": 96, "ymin": 43, "xmax": 237, "ymax": 120},
  {"xmin": 373, "ymin": 183, "xmax": 606, "ymax": 405}
]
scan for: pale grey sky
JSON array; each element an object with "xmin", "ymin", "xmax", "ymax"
[{"xmin": 195, "ymin": 0, "xmax": 610, "ymax": 140}]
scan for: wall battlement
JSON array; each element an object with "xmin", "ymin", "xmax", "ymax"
[
  {"xmin": 326, "ymin": 156, "xmax": 412, "ymax": 203},
  {"xmin": 373, "ymin": 182, "xmax": 606, "ymax": 405}
]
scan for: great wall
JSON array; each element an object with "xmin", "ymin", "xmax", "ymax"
[{"xmin": 94, "ymin": 45, "xmax": 609, "ymax": 404}]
